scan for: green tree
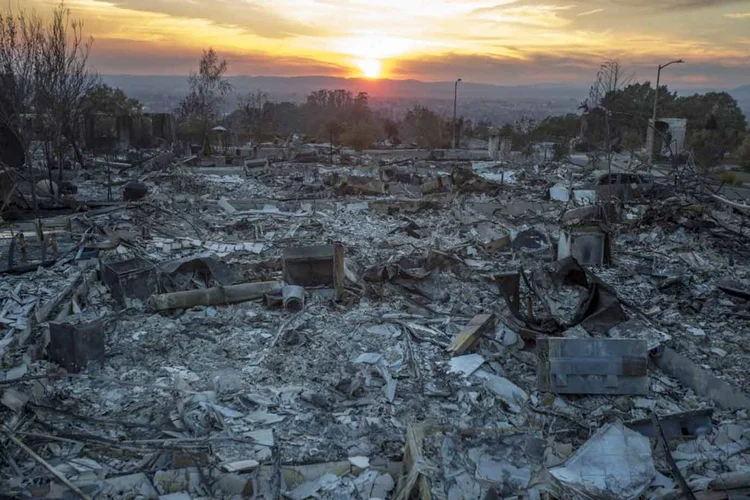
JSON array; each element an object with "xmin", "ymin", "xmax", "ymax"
[
  {"xmin": 470, "ymin": 119, "xmax": 493, "ymax": 141},
  {"xmin": 530, "ymin": 113, "xmax": 580, "ymax": 142},
  {"xmin": 341, "ymin": 121, "xmax": 376, "ymax": 151},
  {"xmin": 403, "ymin": 105, "xmax": 446, "ymax": 149},
  {"xmin": 322, "ymin": 120, "xmax": 344, "ymax": 145},
  {"xmin": 737, "ymin": 134, "xmax": 750, "ymax": 170},
  {"xmin": 690, "ymin": 129, "xmax": 725, "ymax": 169},
  {"xmin": 84, "ymin": 83, "xmax": 142, "ymax": 116},
  {"xmin": 674, "ymin": 92, "xmax": 747, "ymax": 157}
]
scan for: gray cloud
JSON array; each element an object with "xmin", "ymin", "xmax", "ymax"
[{"xmin": 391, "ymin": 52, "xmax": 750, "ymax": 88}]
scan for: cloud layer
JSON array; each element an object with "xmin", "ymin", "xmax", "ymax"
[{"xmin": 23, "ymin": 0, "xmax": 750, "ymax": 87}]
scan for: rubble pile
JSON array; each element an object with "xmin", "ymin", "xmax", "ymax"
[{"xmin": 3, "ymin": 150, "xmax": 750, "ymax": 499}]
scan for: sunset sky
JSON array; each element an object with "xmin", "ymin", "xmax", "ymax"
[{"xmin": 24, "ymin": 0, "xmax": 750, "ymax": 87}]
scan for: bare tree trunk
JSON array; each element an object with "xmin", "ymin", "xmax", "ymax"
[
  {"xmin": 57, "ymin": 143, "xmax": 64, "ymax": 188},
  {"xmin": 44, "ymin": 141, "xmax": 53, "ymax": 189},
  {"xmin": 72, "ymin": 138, "xmax": 85, "ymax": 169},
  {"xmin": 26, "ymin": 148, "xmax": 38, "ymax": 214}
]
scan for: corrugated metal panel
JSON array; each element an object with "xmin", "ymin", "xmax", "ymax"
[{"xmin": 538, "ymin": 338, "xmax": 648, "ymax": 395}]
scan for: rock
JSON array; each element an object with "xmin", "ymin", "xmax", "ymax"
[{"xmin": 710, "ymin": 347, "xmax": 728, "ymax": 357}]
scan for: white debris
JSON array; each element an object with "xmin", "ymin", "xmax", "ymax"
[
  {"xmin": 348, "ymin": 456, "xmax": 370, "ymax": 469},
  {"xmin": 448, "ymin": 354, "xmax": 485, "ymax": 377},
  {"xmin": 550, "ymin": 422, "xmax": 656, "ymax": 499}
]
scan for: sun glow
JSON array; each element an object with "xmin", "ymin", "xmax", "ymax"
[{"xmin": 357, "ymin": 58, "xmax": 382, "ymax": 78}]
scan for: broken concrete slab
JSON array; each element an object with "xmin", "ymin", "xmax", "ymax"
[{"xmin": 537, "ymin": 338, "xmax": 649, "ymax": 395}]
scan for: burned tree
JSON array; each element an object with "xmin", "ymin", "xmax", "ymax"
[
  {"xmin": 177, "ymin": 48, "xmax": 231, "ymax": 155},
  {"xmin": 35, "ymin": 3, "xmax": 97, "ymax": 190},
  {"xmin": 238, "ymin": 90, "xmax": 268, "ymax": 142},
  {"xmin": 0, "ymin": 7, "xmax": 45, "ymax": 211}
]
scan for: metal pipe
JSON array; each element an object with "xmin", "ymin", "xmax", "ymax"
[{"xmin": 282, "ymin": 285, "xmax": 305, "ymax": 312}]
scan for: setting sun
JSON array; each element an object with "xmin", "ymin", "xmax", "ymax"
[{"xmin": 357, "ymin": 59, "xmax": 381, "ymax": 79}]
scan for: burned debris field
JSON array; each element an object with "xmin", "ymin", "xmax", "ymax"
[{"xmin": 4, "ymin": 140, "xmax": 750, "ymax": 499}]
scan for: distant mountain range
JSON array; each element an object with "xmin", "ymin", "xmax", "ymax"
[
  {"xmin": 101, "ymin": 74, "xmax": 749, "ymax": 118},
  {"xmin": 102, "ymin": 74, "xmax": 589, "ymax": 101}
]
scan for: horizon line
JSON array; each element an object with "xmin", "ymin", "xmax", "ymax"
[{"xmin": 97, "ymin": 74, "xmax": 743, "ymax": 91}]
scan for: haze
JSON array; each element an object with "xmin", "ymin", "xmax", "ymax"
[{"xmin": 23, "ymin": 0, "xmax": 750, "ymax": 88}]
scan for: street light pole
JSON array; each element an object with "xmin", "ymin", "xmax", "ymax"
[
  {"xmin": 650, "ymin": 59, "xmax": 684, "ymax": 164},
  {"xmin": 452, "ymin": 78, "xmax": 462, "ymax": 150}
]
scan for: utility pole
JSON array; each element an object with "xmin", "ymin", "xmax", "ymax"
[
  {"xmin": 452, "ymin": 78, "xmax": 462, "ymax": 150},
  {"xmin": 649, "ymin": 59, "xmax": 684, "ymax": 165}
]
